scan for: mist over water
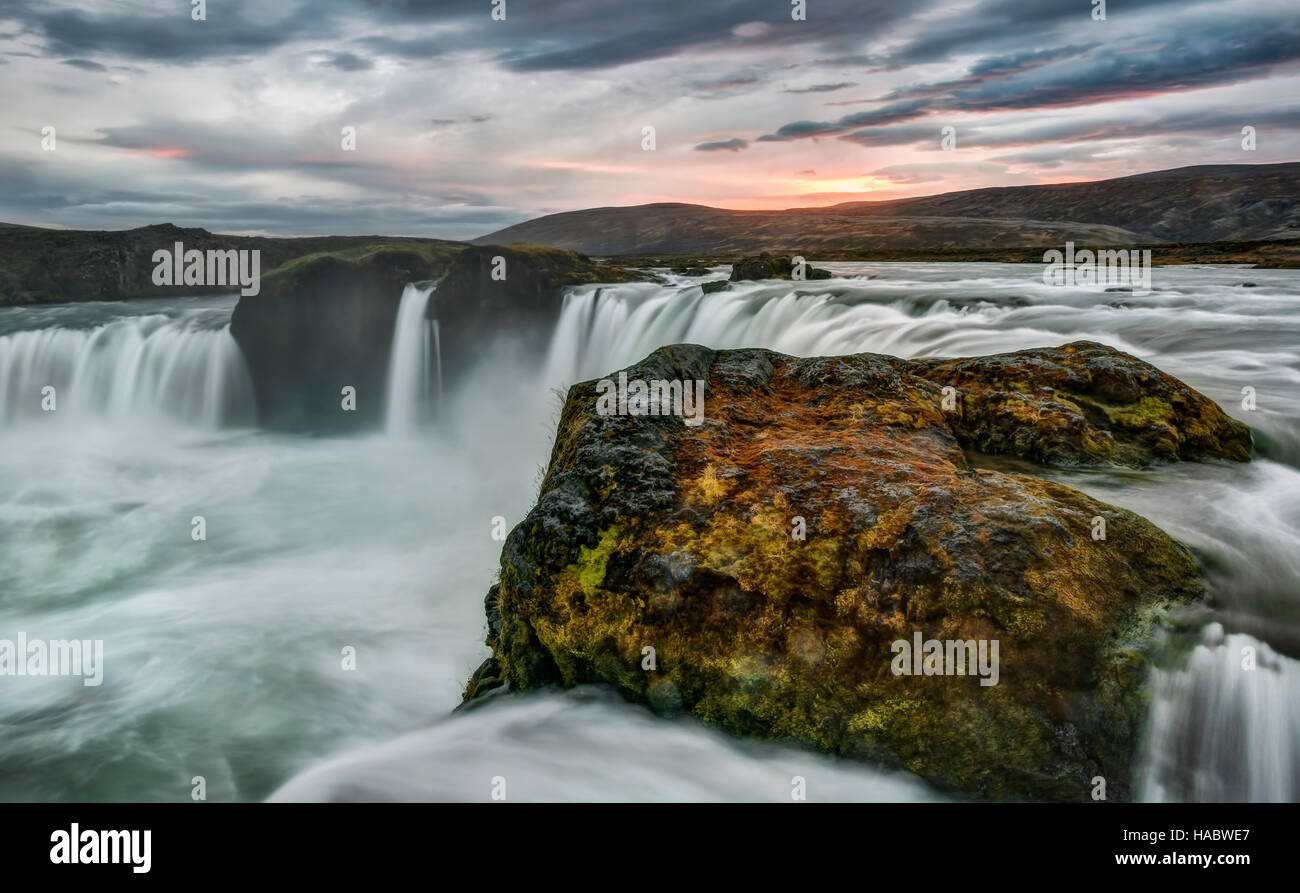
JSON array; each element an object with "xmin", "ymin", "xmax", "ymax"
[{"xmin": 1, "ymin": 264, "xmax": 1297, "ymax": 801}]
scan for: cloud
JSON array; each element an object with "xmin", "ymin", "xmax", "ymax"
[
  {"xmin": 29, "ymin": 3, "xmax": 330, "ymax": 61},
  {"xmin": 324, "ymin": 52, "xmax": 373, "ymax": 72},
  {"xmin": 758, "ymin": 121, "xmax": 843, "ymax": 141},
  {"xmin": 694, "ymin": 138, "xmax": 749, "ymax": 152},
  {"xmin": 61, "ymin": 58, "xmax": 107, "ymax": 71},
  {"xmin": 782, "ymin": 82, "xmax": 856, "ymax": 93},
  {"xmin": 760, "ymin": 99, "xmax": 930, "ymax": 141},
  {"xmin": 732, "ymin": 22, "xmax": 772, "ymax": 39},
  {"xmin": 1, "ymin": 0, "xmax": 1299, "ymax": 236}
]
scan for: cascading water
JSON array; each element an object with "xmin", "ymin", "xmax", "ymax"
[
  {"xmin": 432, "ymin": 319, "xmax": 444, "ymax": 410},
  {"xmin": 1139, "ymin": 625, "xmax": 1300, "ymax": 802},
  {"xmin": 0, "ymin": 310, "xmax": 255, "ymax": 428},
  {"xmin": 385, "ymin": 283, "xmax": 437, "ymax": 434}
]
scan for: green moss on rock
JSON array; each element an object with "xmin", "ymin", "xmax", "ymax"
[{"xmin": 465, "ymin": 341, "xmax": 1251, "ymax": 801}]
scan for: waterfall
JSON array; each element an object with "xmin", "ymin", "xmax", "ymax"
[
  {"xmin": 432, "ymin": 319, "xmax": 443, "ymax": 409},
  {"xmin": 1138, "ymin": 625, "xmax": 1300, "ymax": 802},
  {"xmin": 0, "ymin": 314, "xmax": 255, "ymax": 428},
  {"xmin": 384, "ymin": 283, "xmax": 437, "ymax": 434},
  {"xmin": 541, "ymin": 278, "xmax": 976, "ymax": 389}
]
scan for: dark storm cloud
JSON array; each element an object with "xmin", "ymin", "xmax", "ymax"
[
  {"xmin": 351, "ymin": 34, "xmax": 449, "ymax": 61},
  {"xmin": 694, "ymin": 138, "xmax": 748, "ymax": 152},
  {"xmin": 937, "ymin": 18, "xmax": 1300, "ymax": 112},
  {"xmin": 26, "ymin": 3, "xmax": 330, "ymax": 61},
  {"xmin": 756, "ymin": 10, "xmax": 1300, "ymax": 148},
  {"xmin": 880, "ymin": 45, "xmax": 1093, "ymax": 102},
  {"xmin": 61, "ymin": 58, "xmax": 107, "ymax": 71},
  {"xmin": 886, "ymin": 0, "xmax": 1189, "ymax": 65},
  {"xmin": 324, "ymin": 52, "xmax": 373, "ymax": 71},
  {"xmin": 839, "ymin": 103, "xmax": 1300, "ymax": 153},
  {"xmin": 487, "ymin": 0, "xmax": 925, "ymax": 72},
  {"xmin": 2, "ymin": 0, "xmax": 926, "ymax": 70},
  {"xmin": 758, "ymin": 99, "xmax": 930, "ymax": 141}
]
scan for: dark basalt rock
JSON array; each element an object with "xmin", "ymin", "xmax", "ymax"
[
  {"xmin": 729, "ymin": 253, "xmax": 833, "ymax": 281},
  {"xmin": 229, "ymin": 245, "xmax": 459, "ymax": 429},
  {"xmin": 428, "ymin": 244, "xmax": 656, "ymax": 389},
  {"xmin": 462, "ymin": 341, "xmax": 1251, "ymax": 801}
]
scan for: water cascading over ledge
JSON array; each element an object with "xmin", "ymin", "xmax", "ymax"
[
  {"xmin": 385, "ymin": 283, "xmax": 438, "ymax": 434},
  {"xmin": 0, "ymin": 314, "xmax": 255, "ymax": 428}
]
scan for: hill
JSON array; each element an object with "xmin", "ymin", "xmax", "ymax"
[{"xmin": 472, "ymin": 163, "xmax": 1300, "ymax": 255}]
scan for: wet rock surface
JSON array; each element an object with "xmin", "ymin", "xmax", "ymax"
[{"xmin": 463, "ymin": 341, "xmax": 1251, "ymax": 800}]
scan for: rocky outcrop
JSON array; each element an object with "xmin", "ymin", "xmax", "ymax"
[
  {"xmin": 0, "ymin": 222, "xmax": 460, "ymax": 305},
  {"xmin": 229, "ymin": 242, "xmax": 654, "ymax": 429},
  {"xmin": 463, "ymin": 341, "xmax": 1251, "ymax": 800},
  {"xmin": 729, "ymin": 253, "xmax": 832, "ymax": 281},
  {"xmin": 229, "ymin": 244, "xmax": 461, "ymax": 429},
  {"xmin": 428, "ymin": 244, "xmax": 657, "ymax": 386}
]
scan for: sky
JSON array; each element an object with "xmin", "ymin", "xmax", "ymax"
[{"xmin": 1, "ymin": 0, "xmax": 1298, "ymax": 239}]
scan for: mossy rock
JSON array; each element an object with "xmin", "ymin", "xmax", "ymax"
[
  {"xmin": 465, "ymin": 341, "xmax": 1252, "ymax": 801},
  {"xmin": 910, "ymin": 341, "xmax": 1252, "ymax": 465}
]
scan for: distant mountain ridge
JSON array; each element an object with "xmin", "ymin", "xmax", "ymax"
[{"xmin": 473, "ymin": 163, "xmax": 1300, "ymax": 255}]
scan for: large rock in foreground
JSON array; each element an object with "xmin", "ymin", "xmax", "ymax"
[{"xmin": 464, "ymin": 341, "xmax": 1251, "ymax": 800}]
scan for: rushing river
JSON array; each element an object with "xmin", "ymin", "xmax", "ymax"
[{"xmin": 0, "ymin": 264, "xmax": 1296, "ymax": 802}]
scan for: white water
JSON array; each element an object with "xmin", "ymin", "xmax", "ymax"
[
  {"xmin": 268, "ymin": 689, "xmax": 939, "ymax": 802},
  {"xmin": 385, "ymin": 283, "xmax": 437, "ymax": 434},
  {"xmin": 1139, "ymin": 624, "xmax": 1300, "ymax": 802},
  {"xmin": 1, "ymin": 265, "xmax": 1297, "ymax": 801},
  {"xmin": 0, "ymin": 300, "xmax": 254, "ymax": 428}
]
